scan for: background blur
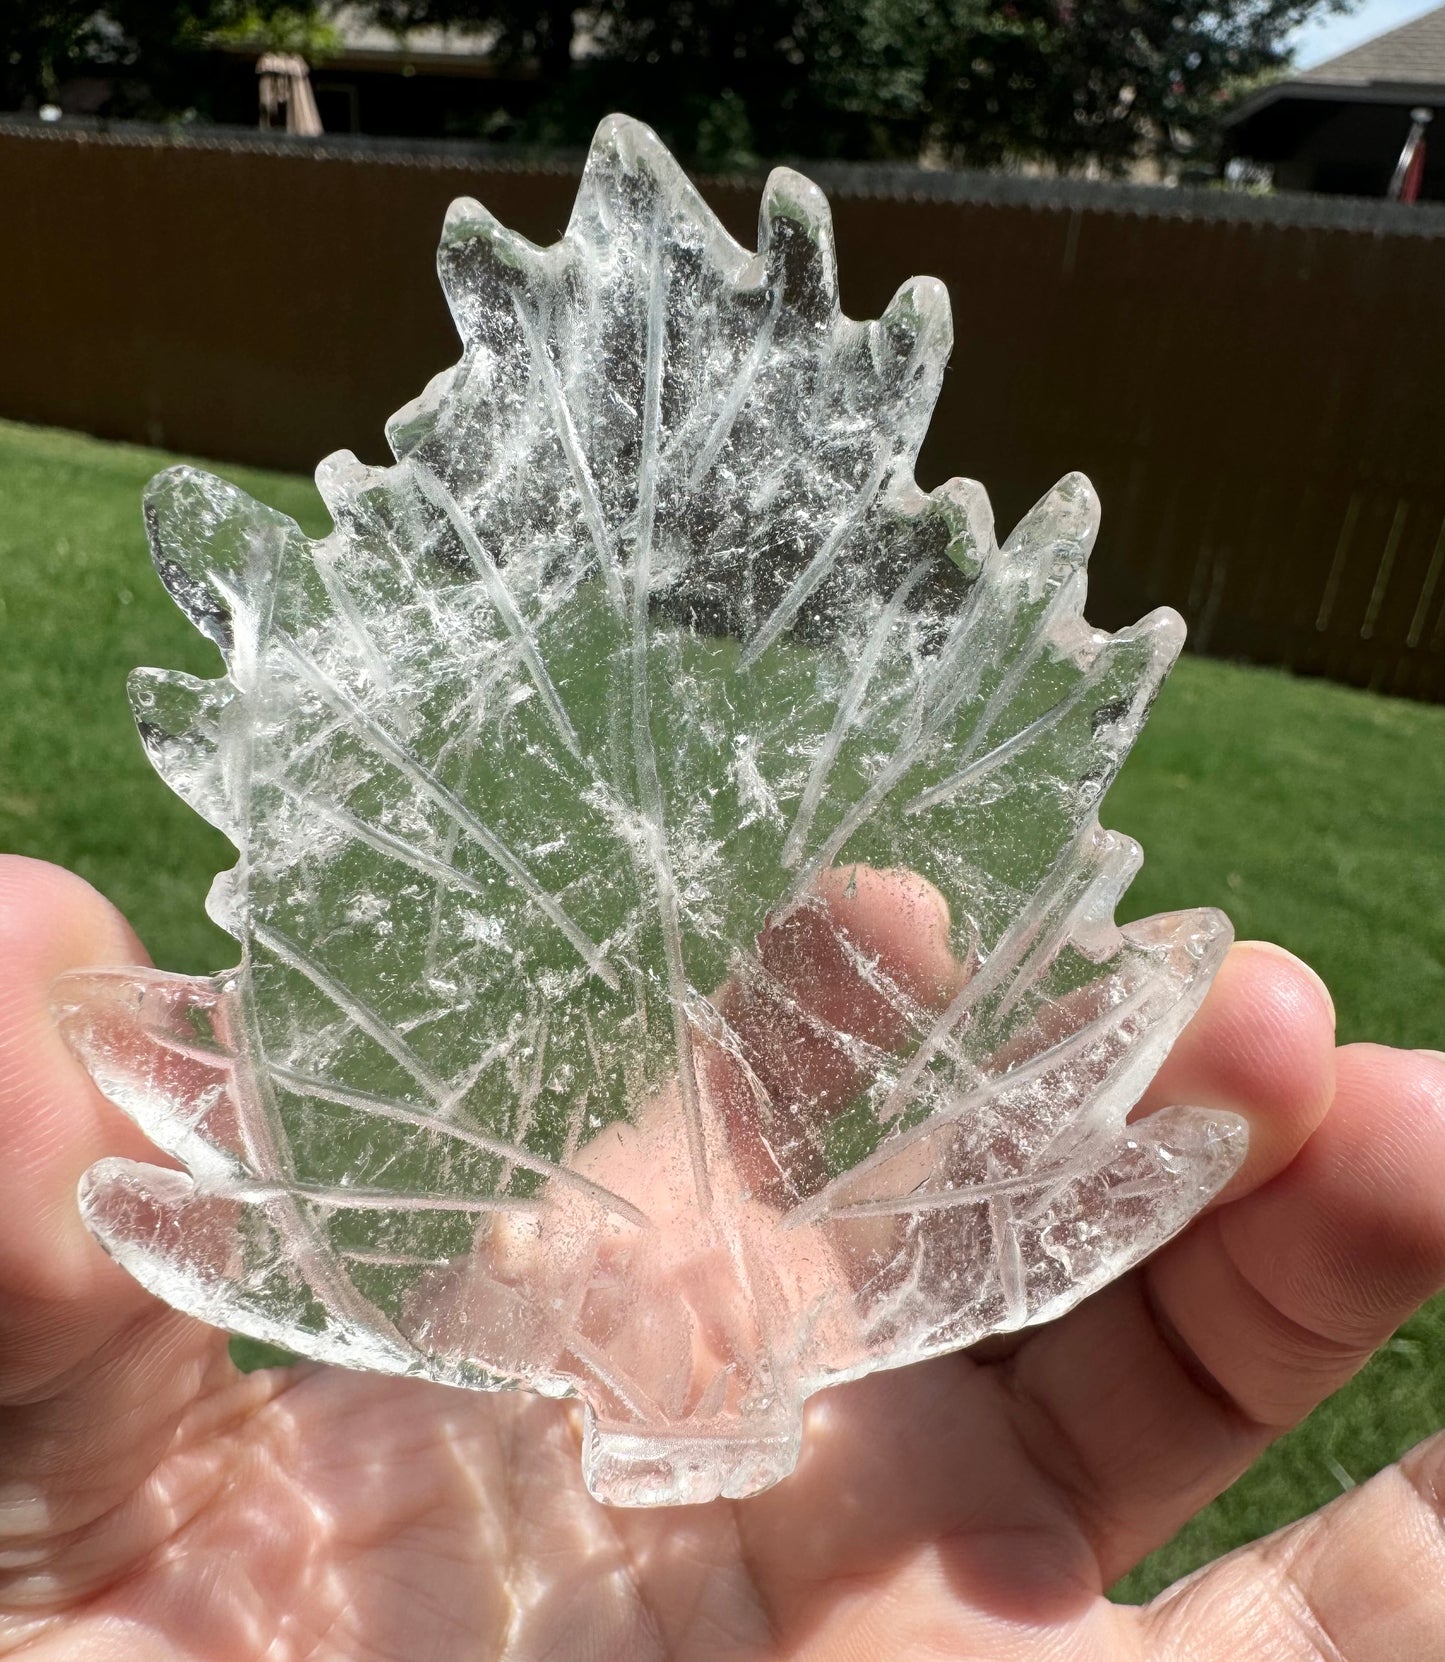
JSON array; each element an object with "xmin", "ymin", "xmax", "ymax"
[
  {"xmin": 6, "ymin": 0, "xmax": 1445, "ymax": 698},
  {"xmin": 2, "ymin": 0, "xmax": 1443, "ymax": 1612}
]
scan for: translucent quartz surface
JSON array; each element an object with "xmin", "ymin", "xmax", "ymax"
[{"xmin": 61, "ymin": 115, "xmax": 1244, "ymax": 1506}]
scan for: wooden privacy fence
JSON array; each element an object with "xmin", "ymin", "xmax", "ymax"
[{"xmin": 2, "ymin": 120, "xmax": 1443, "ymax": 700}]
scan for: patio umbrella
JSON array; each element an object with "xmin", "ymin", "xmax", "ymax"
[
  {"xmin": 257, "ymin": 52, "xmax": 323, "ymax": 137},
  {"xmin": 1387, "ymin": 107, "xmax": 1431, "ymax": 203}
]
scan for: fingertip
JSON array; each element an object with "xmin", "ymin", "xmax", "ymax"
[
  {"xmin": 1137, "ymin": 938, "xmax": 1337, "ymax": 1202},
  {"xmin": 709, "ymin": 865, "xmax": 976, "ymax": 1202},
  {"xmin": 1232, "ymin": 939, "xmax": 1335, "ymax": 1031},
  {"xmin": 0, "ymin": 856, "xmax": 150, "ymax": 976},
  {"xmin": 805, "ymin": 863, "xmax": 968, "ymax": 1009}
]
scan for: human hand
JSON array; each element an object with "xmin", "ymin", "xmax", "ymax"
[{"xmin": 2, "ymin": 853, "xmax": 1443, "ymax": 1660}]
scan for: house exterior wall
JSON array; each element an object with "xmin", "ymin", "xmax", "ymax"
[{"xmin": 1236, "ymin": 98, "xmax": 1444, "ymax": 200}]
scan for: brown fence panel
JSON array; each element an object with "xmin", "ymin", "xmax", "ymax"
[{"xmin": 2, "ymin": 122, "xmax": 1442, "ymax": 699}]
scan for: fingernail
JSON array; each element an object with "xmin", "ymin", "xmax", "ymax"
[
  {"xmin": 0, "ymin": 1485, "xmax": 50, "ymax": 1539},
  {"xmin": 1235, "ymin": 940, "xmax": 1336, "ymax": 1030}
]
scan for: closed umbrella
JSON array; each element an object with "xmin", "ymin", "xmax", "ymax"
[
  {"xmin": 257, "ymin": 52, "xmax": 323, "ymax": 137},
  {"xmin": 1388, "ymin": 107, "xmax": 1431, "ymax": 203}
]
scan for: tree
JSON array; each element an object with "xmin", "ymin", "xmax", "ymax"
[
  {"xmin": 359, "ymin": 0, "xmax": 1354, "ymax": 172},
  {"xmin": 4, "ymin": 0, "xmax": 1354, "ymax": 170},
  {"xmin": 1, "ymin": 0, "xmax": 330, "ymax": 116},
  {"xmin": 876, "ymin": 0, "xmax": 1360, "ymax": 172}
]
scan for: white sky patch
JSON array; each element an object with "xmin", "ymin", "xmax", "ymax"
[{"xmin": 1288, "ymin": 0, "xmax": 1440, "ymax": 69}]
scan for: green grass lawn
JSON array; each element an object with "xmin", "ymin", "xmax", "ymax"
[{"xmin": 2, "ymin": 418, "xmax": 1442, "ymax": 1601}]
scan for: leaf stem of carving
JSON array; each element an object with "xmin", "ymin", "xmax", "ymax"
[
  {"xmin": 230, "ymin": 971, "xmax": 424, "ymax": 1364},
  {"xmin": 784, "ymin": 577, "xmax": 993, "ymax": 899},
  {"xmin": 904, "ymin": 672, "xmax": 1097, "ymax": 815},
  {"xmin": 313, "ymin": 547, "xmax": 393, "ymax": 692},
  {"xmin": 254, "ymin": 920, "xmax": 453, "ymax": 1100},
  {"xmin": 630, "ymin": 252, "xmax": 713, "ymax": 1216},
  {"xmin": 261, "ymin": 781, "xmax": 503, "ymax": 911},
  {"xmin": 565, "ymin": 1332, "xmax": 665, "ymax": 1422},
  {"xmin": 683, "ymin": 283, "xmax": 784, "ymax": 491},
  {"xmin": 869, "ymin": 826, "xmax": 1106, "ymax": 1127}
]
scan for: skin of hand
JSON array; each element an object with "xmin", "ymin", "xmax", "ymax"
[{"xmin": 2, "ymin": 852, "xmax": 1444, "ymax": 1661}]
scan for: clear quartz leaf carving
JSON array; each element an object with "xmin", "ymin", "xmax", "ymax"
[{"xmin": 60, "ymin": 114, "xmax": 1245, "ymax": 1507}]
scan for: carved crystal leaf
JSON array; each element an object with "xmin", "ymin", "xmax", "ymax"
[{"xmin": 60, "ymin": 115, "xmax": 1245, "ymax": 1506}]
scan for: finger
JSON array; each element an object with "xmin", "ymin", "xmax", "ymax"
[
  {"xmin": 997, "ymin": 953, "xmax": 1419, "ymax": 1585},
  {"xmin": 961, "ymin": 936, "xmax": 1335, "ymax": 1375},
  {"xmin": 1154, "ymin": 1043, "xmax": 1445, "ymax": 1430},
  {"xmin": 0, "ymin": 855, "xmax": 158, "ymax": 1363},
  {"xmin": 708, "ymin": 864, "xmax": 970, "ymax": 1198},
  {"xmin": 1131, "ymin": 938, "xmax": 1337, "ymax": 1199},
  {"xmin": 1137, "ymin": 1428, "xmax": 1445, "ymax": 1661},
  {"xmin": 0, "ymin": 857, "xmax": 243, "ymax": 1608},
  {"xmin": 718, "ymin": 862, "xmax": 967, "ymax": 1101},
  {"xmin": 421, "ymin": 867, "xmax": 975, "ymax": 1490}
]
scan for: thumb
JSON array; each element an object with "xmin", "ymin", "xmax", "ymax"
[
  {"xmin": 0, "ymin": 857, "xmax": 232, "ymax": 1611},
  {"xmin": 0, "ymin": 855, "xmax": 162, "ymax": 1385}
]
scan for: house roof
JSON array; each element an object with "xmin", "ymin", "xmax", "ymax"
[
  {"xmin": 1225, "ymin": 4, "xmax": 1445, "ymax": 126},
  {"xmin": 1297, "ymin": 2, "xmax": 1445, "ymax": 88}
]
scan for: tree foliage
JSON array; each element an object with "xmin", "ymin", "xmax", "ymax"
[
  {"xmin": 3, "ymin": 0, "xmax": 331, "ymax": 113},
  {"xmin": 370, "ymin": 0, "xmax": 1351, "ymax": 170},
  {"xmin": 6, "ymin": 0, "xmax": 1351, "ymax": 168}
]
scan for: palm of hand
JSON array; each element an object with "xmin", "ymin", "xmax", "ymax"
[
  {"xmin": 3, "ymin": 856, "xmax": 1445, "ymax": 1661},
  {"xmin": 12, "ymin": 1330, "xmax": 1095, "ymax": 1660}
]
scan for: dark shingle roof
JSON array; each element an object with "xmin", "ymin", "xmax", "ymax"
[{"xmin": 1299, "ymin": 2, "xmax": 1445, "ymax": 86}]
